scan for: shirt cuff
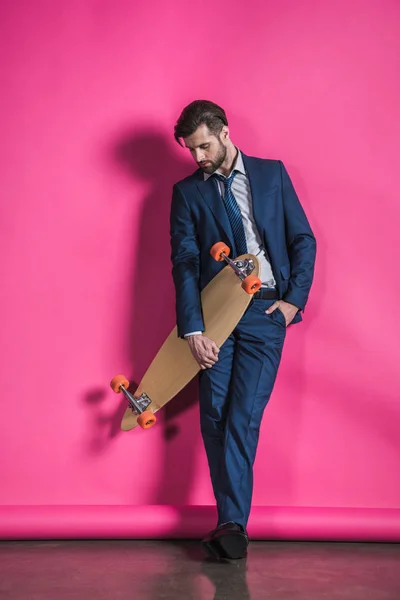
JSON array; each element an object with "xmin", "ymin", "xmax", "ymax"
[{"xmin": 184, "ymin": 331, "xmax": 203, "ymax": 337}]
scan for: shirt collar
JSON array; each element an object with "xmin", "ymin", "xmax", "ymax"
[{"xmin": 203, "ymin": 147, "xmax": 246, "ymax": 181}]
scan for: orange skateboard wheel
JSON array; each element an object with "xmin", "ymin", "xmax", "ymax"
[
  {"xmin": 137, "ymin": 410, "xmax": 157, "ymax": 429},
  {"xmin": 242, "ymin": 275, "xmax": 262, "ymax": 294},
  {"xmin": 110, "ymin": 374, "xmax": 129, "ymax": 393},
  {"xmin": 210, "ymin": 242, "xmax": 230, "ymax": 261}
]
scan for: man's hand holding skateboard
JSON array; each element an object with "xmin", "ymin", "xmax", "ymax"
[{"xmin": 187, "ymin": 334, "xmax": 220, "ymax": 370}]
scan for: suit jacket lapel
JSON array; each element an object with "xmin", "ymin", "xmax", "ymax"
[
  {"xmin": 196, "ymin": 174, "xmax": 236, "ymax": 250},
  {"xmin": 242, "ymin": 153, "xmax": 273, "ymax": 243}
]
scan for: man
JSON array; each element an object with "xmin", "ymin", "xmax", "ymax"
[{"xmin": 170, "ymin": 100, "xmax": 316, "ymax": 559}]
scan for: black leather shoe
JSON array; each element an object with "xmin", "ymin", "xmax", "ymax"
[{"xmin": 202, "ymin": 522, "xmax": 249, "ymax": 559}]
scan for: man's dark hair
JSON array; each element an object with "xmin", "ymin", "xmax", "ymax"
[{"xmin": 174, "ymin": 100, "xmax": 228, "ymax": 146}]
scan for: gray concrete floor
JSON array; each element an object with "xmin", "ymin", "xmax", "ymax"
[{"xmin": 0, "ymin": 540, "xmax": 399, "ymax": 599}]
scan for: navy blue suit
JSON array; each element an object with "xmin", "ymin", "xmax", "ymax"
[{"xmin": 170, "ymin": 154, "xmax": 316, "ymax": 527}]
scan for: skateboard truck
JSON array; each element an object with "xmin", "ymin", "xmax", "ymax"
[
  {"xmin": 109, "ymin": 375, "xmax": 157, "ymax": 429},
  {"xmin": 231, "ymin": 258, "xmax": 255, "ymax": 278},
  {"xmin": 210, "ymin": 242, "xmax": 262, "ymax": 294}
]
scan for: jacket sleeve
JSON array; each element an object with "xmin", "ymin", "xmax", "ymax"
[
  {"xmin": 279, "ymin": 161, "xmax": 317, "ymax": 311},
  {"xmin": 170, "ymin": 184, "xmax": 205, "ymax": 338}
]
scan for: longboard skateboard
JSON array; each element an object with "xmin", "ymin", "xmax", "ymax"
[{"xmin": 110, "ymin": 242, "xmax": 261, "ymax": 431}]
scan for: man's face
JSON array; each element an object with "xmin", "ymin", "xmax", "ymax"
[{"xmin": 183, "ymin": 124, "xmax": 227, "ymax": 174}]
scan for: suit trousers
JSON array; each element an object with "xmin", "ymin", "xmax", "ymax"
[{"xmin": 198, "ymin": 297, "xmax": 287, "ymax": 529}]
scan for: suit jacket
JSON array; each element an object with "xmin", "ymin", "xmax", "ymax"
[{"xmin": 170, "ymin": 154, "xmax": 317, "ymax": 338}]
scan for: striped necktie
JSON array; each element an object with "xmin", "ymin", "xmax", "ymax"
[{"xmin": 214, "ymin": 170, "xmax": 248, "ymax": 256}]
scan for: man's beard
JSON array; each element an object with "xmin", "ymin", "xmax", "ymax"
[{"xmin": 199, "ymin": 142, "xmax": 227, "ymax": 174}]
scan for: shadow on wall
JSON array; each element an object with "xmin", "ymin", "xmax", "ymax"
[
  {"xmin": 84, "ymin": 124, "xmax": 206, "ymax": 508},
  {"xmin": 114, "ymin": 127, "xmax": 204, "ymax": 506}
]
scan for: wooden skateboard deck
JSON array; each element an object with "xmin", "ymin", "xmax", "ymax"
[{"xmin": 111, "ymin": 249, "xmax": 260, "ymax": 431}]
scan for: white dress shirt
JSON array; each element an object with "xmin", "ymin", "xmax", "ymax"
[{"xmin": 184, "ymin": 148, "xmax": 276, "ymax": 337}]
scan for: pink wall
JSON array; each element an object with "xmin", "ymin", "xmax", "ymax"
[{"xmin": 1, "ymin": 0, "xmax": 400, "ymax": 534}]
